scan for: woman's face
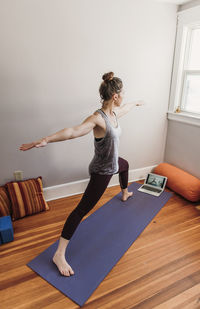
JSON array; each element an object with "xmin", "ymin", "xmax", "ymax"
[{"xmin": 114, "ymin": 89, "xmax": 124, "ymax": 107}]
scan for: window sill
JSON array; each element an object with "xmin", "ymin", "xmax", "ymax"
[{"xmin": 167, "ymin": 111, "xmax": 200, "ymax": 127}]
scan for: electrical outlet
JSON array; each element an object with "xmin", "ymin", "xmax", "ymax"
[{"xmin": 14, "ymin": 171, "xmax": 23, "ymax": 181}]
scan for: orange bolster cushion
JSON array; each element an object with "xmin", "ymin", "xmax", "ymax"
[{"xmin": 153, "ymin": 163, "xmax": 200, "ymax": 202}]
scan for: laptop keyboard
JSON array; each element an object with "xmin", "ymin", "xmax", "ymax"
[{"xmin": 142, "ymin": 185, "xmax": 162, "ymax": 193}]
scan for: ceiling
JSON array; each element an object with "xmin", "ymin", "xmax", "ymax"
[{"xmin": 156, "ymin": 0, "xmax": 194, "ymax": 4}]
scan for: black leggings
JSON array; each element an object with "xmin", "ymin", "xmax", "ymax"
[{"xmin": 61, "ymin": 157, "xmax": 129, "ymax": 240}]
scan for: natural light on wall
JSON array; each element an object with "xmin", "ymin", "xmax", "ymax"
[
  {"xmin": 168, "ymin": 5, "xmax": 200, "ymax": 126},
  {"xmin": 182, "ymin": 27, "xmax": 200, "ymax": 114}
]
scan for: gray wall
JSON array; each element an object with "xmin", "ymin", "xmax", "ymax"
[
  {"xmin": 164, "ymin": 121, "xmax": 200, "ymax": 178},
  {"xmin": 164, "ymin": 1, "xmax": 200, "ymax": 178},
  {"xmin": 0, "ymin": 0, "xmax": 177, "ymax": 187}
]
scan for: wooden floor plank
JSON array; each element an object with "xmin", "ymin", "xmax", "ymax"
[{"xmin": 153, "ymin": 283, "xmax": 200, "ymax": 309}]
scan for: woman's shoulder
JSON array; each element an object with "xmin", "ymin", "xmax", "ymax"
[
  {"xmin": 93, "ymin": 109, "xmax": 102, "ymax": 118},
  {"xmin": 92, "ymin": 109, "xmax": 105, "ymax": 126}
]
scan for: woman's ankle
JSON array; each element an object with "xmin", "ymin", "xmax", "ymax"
[
  {"xmin": 54, "ymin": 250, "xmax": 65, "ymax": 256},
  {"xmin": 54, "ymin": 236, "xmax": 70, "ymax": 256}
]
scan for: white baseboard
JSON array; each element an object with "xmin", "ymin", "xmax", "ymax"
[{"xmin": 43, "ymin": 165, "xmax": 157, "ymax": 202}]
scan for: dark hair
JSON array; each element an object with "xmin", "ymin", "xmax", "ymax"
[{"xmin": 99, "ymin": 72, "xmax": 123, "ymax": 101}]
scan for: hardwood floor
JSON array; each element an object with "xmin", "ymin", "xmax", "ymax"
[{"xmin": 1, "ymin": 180, "xmax": 200, "ymax": 309}]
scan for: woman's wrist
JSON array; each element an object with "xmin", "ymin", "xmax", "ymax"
[
  {"xmin": 34, "ymin": 137, "xmax": 49, "ymax": 146},
  {"xmin": 44, "ymin": 136, "xmax": 50, "ymax": 144}
]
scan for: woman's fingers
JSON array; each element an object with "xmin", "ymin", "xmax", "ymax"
[
  {"xmin": 136, "ymin": 100, "xmax": 145, "ymax": 106},
  {"xmin": 19, "ymin": 138, "xmax": 47, "ymax": 151},
  {"xmin": 19, "ymin": 143, "xmax": 35, "ymax": 151}
]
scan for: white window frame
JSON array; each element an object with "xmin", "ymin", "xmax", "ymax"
[{"xmin": 168, "ymin": 5, "xmax": 200, "ymax": 127}]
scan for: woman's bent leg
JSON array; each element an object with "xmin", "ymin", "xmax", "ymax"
[
  {"xmin": 53, "ymin": 173, "xmax": 112, "ymax": 276},
  {"xmin": 117, "ymin": 157, "xmax": 133, "ymax": 201},
  {"xmin": 118, "ymin": 157, "xmax": 129, "ymax": 189}
]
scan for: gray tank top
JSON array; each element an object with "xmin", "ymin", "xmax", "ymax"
[{"xmin": 88, "ymin": 109, "xmax": 122, "ymax": 175}]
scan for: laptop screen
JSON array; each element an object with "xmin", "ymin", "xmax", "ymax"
[{"xmin": 146, "ymin": 174, "xmax": 166, "ymax": 189}]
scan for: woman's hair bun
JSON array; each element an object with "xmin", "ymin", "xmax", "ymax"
[
  {"xmin": 102, "ymin": 72, "xmax": 114, "ymax": 82},
  {"xmin": 99, "ymin": 72, "xmax": 123, "ymax": 101}
]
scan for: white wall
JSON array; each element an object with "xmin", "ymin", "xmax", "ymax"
[{"xmin": 0, "ymin": 0, "xmax": 177, "ymax": 188}]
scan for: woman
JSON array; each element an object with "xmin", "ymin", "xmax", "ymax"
[{"xmin": 20, "ymin": 72, "xmax": 144, "ymax": 277}]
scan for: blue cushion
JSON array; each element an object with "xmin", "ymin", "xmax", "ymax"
[{"xmin": 0, "ymin": 216, "xmax": 14, "ymax": 244}]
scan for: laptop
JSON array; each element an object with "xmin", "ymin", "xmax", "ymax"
[{"xmin": 138, "ymin": 173, "xmax": 167, "ymax": 197}]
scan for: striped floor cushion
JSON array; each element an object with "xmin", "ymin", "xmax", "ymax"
[
  {"xmin": 6, "ymin": 176, "xmax": 49, "ymax": 220},
  {"xmin": 0, "ymin": 186, "xmax": 12, "ymax": 217}
]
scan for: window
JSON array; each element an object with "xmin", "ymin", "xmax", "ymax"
[
  {"xmin": 181, "ymin": 27, "xmax": 200, "ymax": 114},
  {"xmin": 168, "ymin": 6, "xmax": 200, "ymax": 127}
]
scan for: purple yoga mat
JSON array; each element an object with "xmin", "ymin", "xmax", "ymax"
[{"xmin": 27, "ymin": 182, "xmax": 172, "ymax": 306}]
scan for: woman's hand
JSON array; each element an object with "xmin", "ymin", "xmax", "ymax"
[
  {"xmin": 19, "ymin": 138, "xmax": 48, "ymax": 151},
  {"xmin": 135, "ymin": 100, "xmax": 145, "ymax": 106}
]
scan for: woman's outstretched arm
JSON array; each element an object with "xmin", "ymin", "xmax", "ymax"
[
  {"xmin": 114, "ymin": 100, "xmax": 145, "ymax": 118},
  {"xmin": 19, "ymin": 114, "xmax": 97, "ymax": 151}
]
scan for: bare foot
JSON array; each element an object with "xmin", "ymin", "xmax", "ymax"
[
  {"xmin": 121, "ymin": 191, "xmax": 133, "ymax": 202},
  {"xmin": 53, "ymin": 252, "xmax": 74, "ymax": 276}
]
